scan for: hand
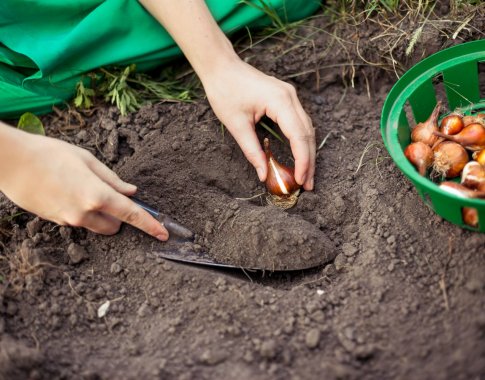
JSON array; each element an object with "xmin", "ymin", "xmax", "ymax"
[
  {"xmin": 0, "ymin": 127, "xmax": 169, "ymax": 240},
  {"xmin": 202, "ymin": 58, "xmax": 316, "ymax": 190},
  {"xmin": 137, "ymin": 0, "xmax": 315, "ymax": 190}
]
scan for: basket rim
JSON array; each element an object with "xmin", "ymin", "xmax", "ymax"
[{"xmin": 380, "ymin": 39, "xmax": 485, "ymax": 209}]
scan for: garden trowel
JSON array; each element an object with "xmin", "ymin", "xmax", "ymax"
[
  {"xmin": 132, "ymin": 197, "xmax": 330, "ymax": 272},
  {"xmin": 132, "ymin": 197, "xmax": 243, "ymax": 269}
]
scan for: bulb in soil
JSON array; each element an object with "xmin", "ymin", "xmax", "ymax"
[
  {"xmin": 404, "ymin": 142, "xmax": 433, "ymax": 176},
  {"xmin": 264, "ymin": 138, "xmax": 301, "ymax": 209},
  {"xmin": 433, "ymin": 141, "xmax": 469, "ymax": 179},
  {"xmin": 411, "ymin": 101, "xmax": 441, "ymax": 147}
]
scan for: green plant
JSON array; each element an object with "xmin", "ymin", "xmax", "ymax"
[
  {"xmin": 74, "ymin": 78, "xmax": 96, "ymax": 109},
  {"xmin": 239, "ymin": 0, "xmax": 303, "ymax": 35},
  {"xmin": 17, "ymin": 112, "xmax": 45, "ymax": 135},
  {"xmin": 74, "ymin": 64, "xmax": 198, "ymax": 116}
]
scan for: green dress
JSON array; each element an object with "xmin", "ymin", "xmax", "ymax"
[{"xmin": 0, "ymin": 0, "xmax": 320, "ymax": 118}]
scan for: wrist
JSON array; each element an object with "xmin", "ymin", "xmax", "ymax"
[{"xmin": 0, "ymin": 123, "xmax": 35, "ymax": 189}]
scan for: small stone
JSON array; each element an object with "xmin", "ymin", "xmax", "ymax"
[
  {"xmin": 342, "ymin": 243, "xmax": 358, "ymax": 257},
  {"xmin": 26, "ymin": 218, "xmax": 43, "ymax": 237},
  {"xmin": 110, "ymin": 262, "xmax": 123, "ymax": 275},
  {"xmin": 204, "ymin": 221, "xmax": 215, "ymax": 234},
  {"xmin": 260, "ymin": 339, "xmax": 277, "ymax": 359},
  {"xmin": 199, "ymin": 349, "xmax": 228, "ymax": 365},
  {"xmin": 305, "ymin": 328, "xmax": 321, "ymax": 349},
  {"xmin": 387, "ymin": 235, "xmax": 396, "ymax": 245},
  {"xmin": 59, "ymin": 226, "xmax": 72, "ymax": 241},
  {"xmin": 171, "ymin": 140, "xmax": 182, "ymax": 151},
  {"xmin": 134, "ymin": 255, "xmax": 145, "ymax": 264},
  {"xmin": 137, "ymin": 303, "xmax": 151, "ymax": 318},
  {"xmin": 67, "ymin": 243, "xmax": 87, "ymax": 264},
  {"xmin": 334, "ymin": 254, "xmax": 347, "ymax": 271}
]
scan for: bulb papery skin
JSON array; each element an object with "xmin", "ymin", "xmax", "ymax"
[
  {"xmin": 404, "ymin": 142, "xmax": 433, "ymax": 176},
  {"xmin": 440, "ymin": 114, "xmax": 464, "ymax": 135},
  {"xmin": 433, "ymin": 123, "xmax": 485, "ymax": 151},
  {"xmin": 411, "ymin": 101, "xmax": 441, "ymax": 147},
  {"xmin": 472, "ymin": 149, "xmax": 485, "ymax": 166},
  {"xmin": 461, "ymin": 161, "xmax": 485, "ymax": 190},
  {"xmin": 462, "ymin": 115, "xmax": 485, "ymax": 127},
  {"xmin": 264, "ymin": 138, "xmax": 301, "ymax": 197},
  {"xmin": 433, "ymin": 141, "xmax": 469, "ymax": 179}
]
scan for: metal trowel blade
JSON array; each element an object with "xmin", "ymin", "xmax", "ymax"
[{"xmin": 154, "ymin": 250, "xmax": 247, "ymax": 270}]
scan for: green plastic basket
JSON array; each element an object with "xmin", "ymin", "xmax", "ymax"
[{"xmin": 381, "ymin": 39, "xmax": 485, "ymax": 232}]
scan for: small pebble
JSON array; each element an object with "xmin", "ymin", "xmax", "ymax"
[
  {"xmin": 67, "ymin": 243, "xmax": 87, "ymax": 264},
  {"xmin": 110, "ymin": 262, "xmax": 123, "ymax": 275},
  {"xmin": 260, "ymin": 339, "xmax": 277, "ymax": 359},
  {"xmin": 305, "ymin": 328, "xmax": 321, "ymax": 349}
]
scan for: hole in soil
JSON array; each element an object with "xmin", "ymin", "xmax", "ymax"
[
  {"xmin": 478, "ymin": 61, "xmax": 485, "ymax": 99},
  {"xmin": 462, "ymin": 207, "xmax": 479, "ymax": 229},
  {"xmin": 118, "ymin": 136, "xmax": 134, "ymax": 158},
  {"xmin": 433, "ymin": 74, "xmax": 450, "ymax": 113}
]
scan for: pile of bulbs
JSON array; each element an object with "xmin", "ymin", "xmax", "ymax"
[{"xmin": 404, "ymin": 101, "xmax": 485, "ymax": 227}]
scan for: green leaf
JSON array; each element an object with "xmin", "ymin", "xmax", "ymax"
[{"xmin": 17, "ymin": 112, "xmax": 45, "ymax": 135}]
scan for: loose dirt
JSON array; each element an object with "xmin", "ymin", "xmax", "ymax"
[{"xmin": 1, "ymin": 6, "xmax": 484, "ymax": 380}]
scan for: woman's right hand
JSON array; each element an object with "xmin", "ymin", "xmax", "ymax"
[{"xmin": 0, "ymin": 123, "xmax": 168, "ymax": 240}]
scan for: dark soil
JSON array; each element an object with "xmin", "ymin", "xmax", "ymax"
[{"xmin": 1, "ymin": 6, "xmax": 485, "ymax": 380}]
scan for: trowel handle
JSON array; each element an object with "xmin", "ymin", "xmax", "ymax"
[
  {"xmin": 130, "ymin": 196, "xmax": 194, "ymax": 241},
  {"xmin": 130, "ymin": 197, "xmax": 159, "ymax": 219}
]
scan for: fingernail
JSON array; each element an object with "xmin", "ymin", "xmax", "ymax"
[
  {"xmin": 308, "ymin": 177, "xmax": 314, "ymax": 190},
  {"xmin": 156, "ymin": 233, "xmax": 168, "ymax": 242},
  {"xmin": 256, "ymin": 167, "xmax": 265, "ymax": 181}
]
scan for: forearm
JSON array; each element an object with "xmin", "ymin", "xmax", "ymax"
[
  {"xmin": 138, "ymin": 0, "xmax": 239, "ymax": 82},
  {"xmin": 0, "ymin": 122, "xmax": 30, "ymax": 190}
]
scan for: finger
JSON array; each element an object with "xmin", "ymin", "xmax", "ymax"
[
  {"xmin": 267, "ymin": 105, "xmax": 313, "ymax": 186},
  {"xmin": 88, "ymin": 159, "xmax": 137, "ymax": 196},
  {"xmin": 99, "ymin": 191, "xmax": 169, "ymax": 241},
  {"xmin": 227, "ymin": 118, "xmax": 267, "ymax": 182},
  {"xmin": 81, "ymin": 211, "xmax": 122, "ymax": 235},
  {"xmin": 287, "ymin": 89, "xmax": 316, "ymax": 189},
  {"xmin": 299, "ymin": 114, "xmax": 316, "ymax": 191}
]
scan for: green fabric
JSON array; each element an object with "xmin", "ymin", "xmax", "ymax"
[{"xmin": 0, "ymin": 0, "xmax": 321, "ymax": 119}]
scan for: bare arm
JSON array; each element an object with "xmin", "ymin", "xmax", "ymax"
[
  {"xmin": 0, "ymin": 121, "xmax": 169, "ymax": 240},
  {"xmin": 139, "ymin": 0, "xmax": 315, "ymax": 190}
]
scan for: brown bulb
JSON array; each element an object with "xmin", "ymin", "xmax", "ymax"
[
  {"xmin": 264, "ymin": 138, "xmax": 300, "ymax": 197},
  {"xmin": 411, "ymin": 101, "xmax": 441, "ymax": 147},
  {"xmin": 439, "ymin": 182, "xmax": 485, "ymax": 199},
  {"xmin": 433, "ymin": 141, "xmax": 469, "ymax": 179},
  {"xmin": 440, "ymin": 113, "xmax": 464, "ymax": 135},
  {"xmin": 461, "ymin": 161, "xmax": 485, "ymax": 190},
  {"xmin": 472, "ymin": 149, "xmax": 485, "ymax": 166},
  {"xmin": 433, "ymin": 123, "xmax": 485, "ymax": 151},
  {"xmin": 462, "ymin": 114, "xmax": 485, "ymax": 127},
  {"xmin": 404, "ymin": 142, "xmax": 433, "ymax": 176},
  {"xmin": 462, "ymin": 207, "xmax": 479, "ymax": 228}
]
